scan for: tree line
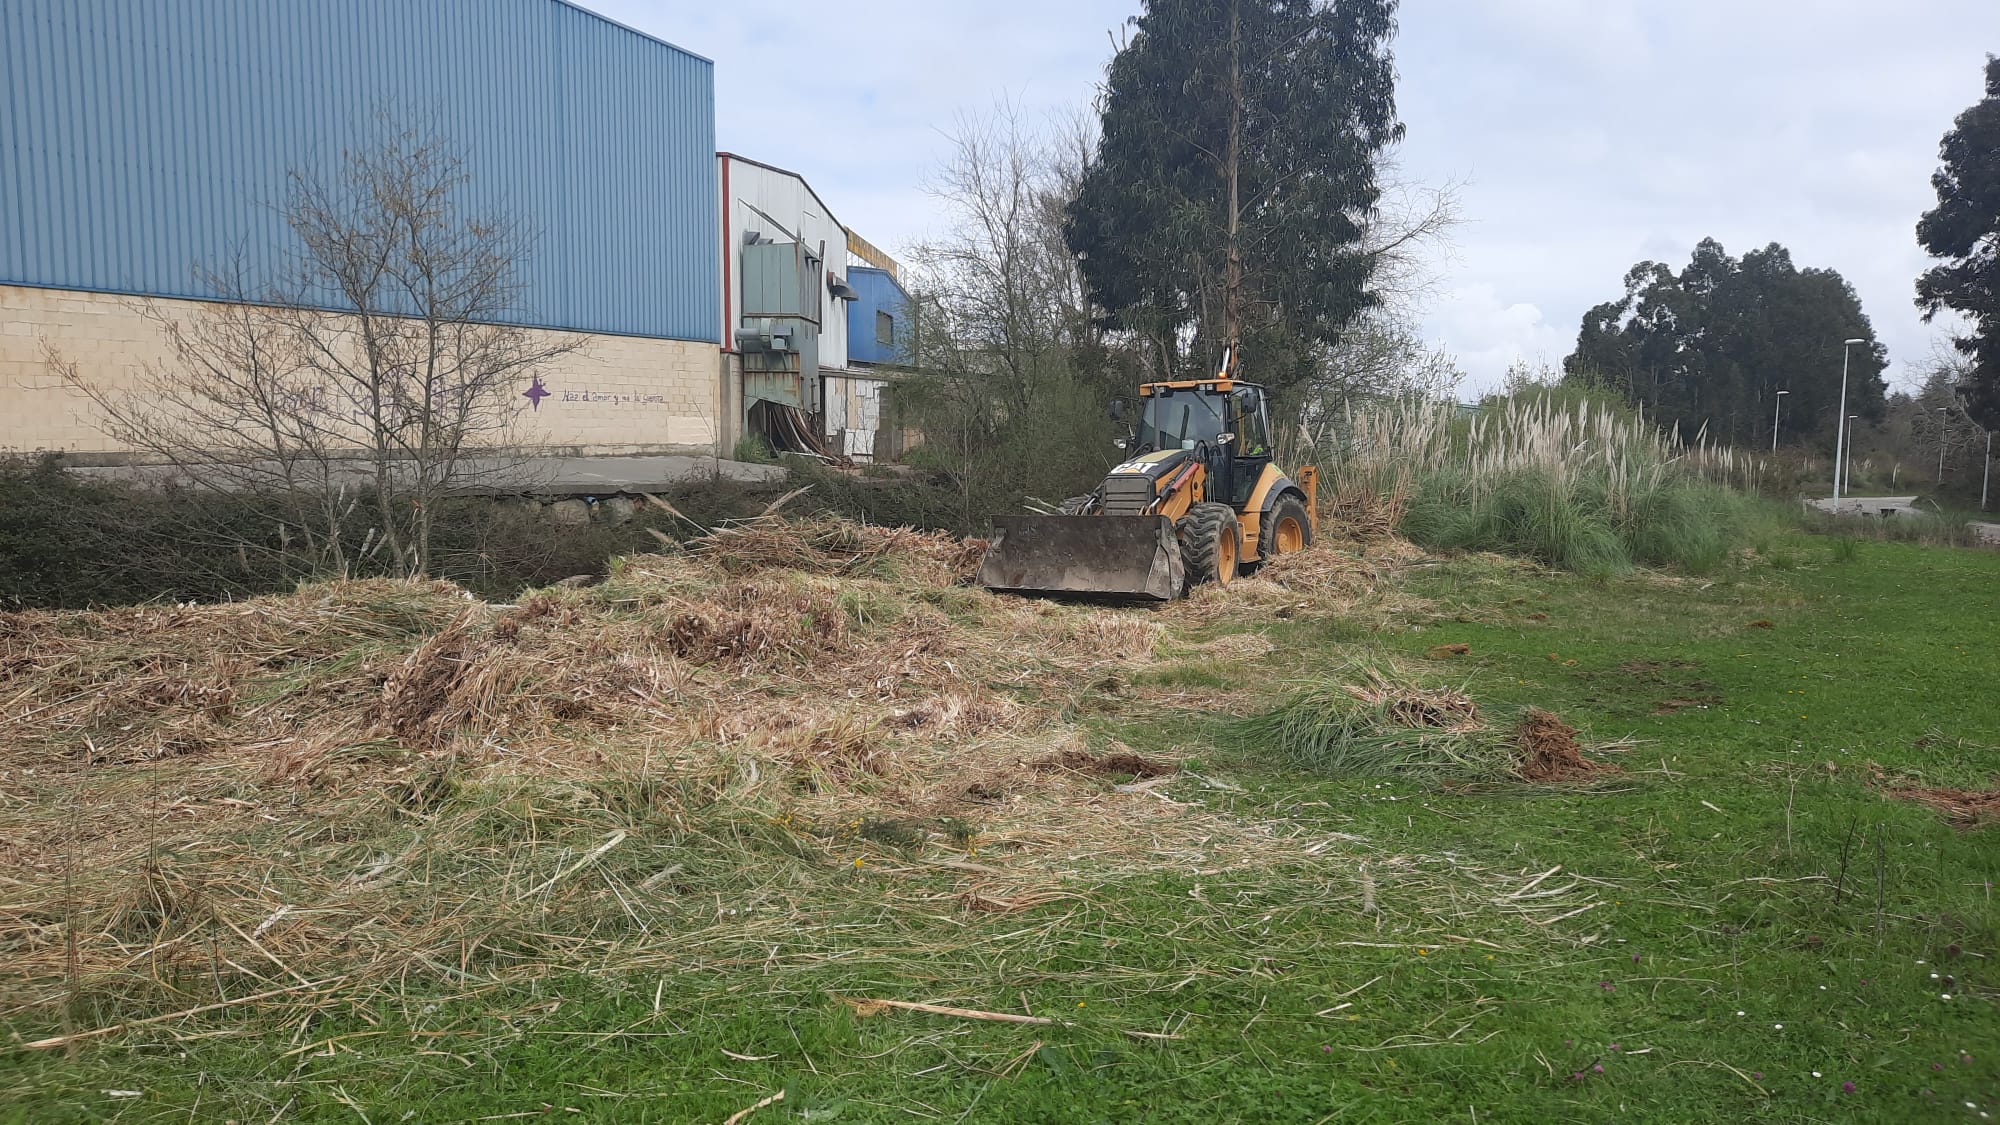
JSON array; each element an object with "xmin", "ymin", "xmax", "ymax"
[{"xmin": 1561, "ymin": 54, "xmax": 2000, "ymax": 488}]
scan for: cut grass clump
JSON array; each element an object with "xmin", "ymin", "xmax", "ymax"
[
  {"xmin": 1233, "ymin": 662, "xmax": 1619, "ymax": 784},
  {"xmin": 1230, "ymin": 661, "xmax": 1513, "ymax": 779}
]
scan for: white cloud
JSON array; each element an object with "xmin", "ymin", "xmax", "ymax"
[
  {"xmin": 588, "ymin": 0, "xmax": 1998, "ymax": 404},
  {"xmin": 1425, "ymin": 283, "xmax": 1569, "ymax": 393}
]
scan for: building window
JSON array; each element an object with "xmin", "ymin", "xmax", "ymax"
[{"xmin": 876, "ymin": 310, "xmax": 894, "ymax": 347}]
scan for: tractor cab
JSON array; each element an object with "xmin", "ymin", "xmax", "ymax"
[{"xmin": 1133, "ymin": 378, "xmax": 1274, "ymax": 508}]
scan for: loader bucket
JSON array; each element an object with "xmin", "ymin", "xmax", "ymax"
[{"xmin": 978, "ymin": 514, "xmax": 1185, "ymax": 601}]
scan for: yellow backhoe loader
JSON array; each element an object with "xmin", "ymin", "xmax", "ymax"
[{"xmin": 978, "ymin": 356, "xmax": 1318, "ymax": 600}]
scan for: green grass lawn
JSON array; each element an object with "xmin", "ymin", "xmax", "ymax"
[{"xmin": 5, "ymin": 538, "xmax": 1997, "ymax": 1123}]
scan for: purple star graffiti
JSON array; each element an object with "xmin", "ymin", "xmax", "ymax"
[{"xmin": 522, "ymin": 375, "xmax": 550, "ymax": 410}]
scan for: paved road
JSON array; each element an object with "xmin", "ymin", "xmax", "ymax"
[
  {"xmin": 463, "ymin": 454, "xmax": 786, "ymax": 495},
  {"xmin": 1805, "ymin": 495, "xmax": 1919, "ymax": 516},
  {"xmin": 72, "ymin": 453, "xmax": 787, "ymax": 496}
]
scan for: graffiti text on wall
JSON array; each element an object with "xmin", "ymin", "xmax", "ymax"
[{"xmin": 561, "ymin": 389, "xmax": 668, "ymax": 407}]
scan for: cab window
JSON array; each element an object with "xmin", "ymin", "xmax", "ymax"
[
  {"xmin": 1231, "ymin": 387, "xmax": 1271, "ymax": 457},
  {"xmin": 1137, "ymin": 389, "xmax": 1225, "ymax": 452}
]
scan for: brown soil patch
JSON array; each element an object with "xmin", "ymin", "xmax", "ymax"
[
  {"xmin": 1617, "ymin": 659, "xmax": 1696, "ymax": 676},
  {"xmin": 1030, "ymin": 748, "xmax": 1177, "ymax": 779},
  {"xmin": 1886, "ymin": 786, "xmax": 2000, "ymax": 828},
  {"xmin": 1513, "ymin": 708, "xmax": 1618, "ymax": 783},
  {"xmin": 962, "ymin": 779, "xmax": 1010, "ymax": 802}
]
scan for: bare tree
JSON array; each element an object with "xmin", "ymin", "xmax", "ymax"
[
  {"xmin": 895, "ymin": 105, "xmax": 1125, "ymax": 524},
  {"xmin": 1290, "ymin": 158, "xmax": 1465, "ymax": 456},
  {"xmin": 906, "ymin": 104, "xmax": 1101, "ymax": 394},
  {"xmin": 58, "ymin": 115, "xmax": 580, "ymax": 578}
]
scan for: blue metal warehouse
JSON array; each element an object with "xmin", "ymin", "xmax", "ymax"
[{"xmin": 0, "ymin": 0, "xmax": 719, "ymax": 343}]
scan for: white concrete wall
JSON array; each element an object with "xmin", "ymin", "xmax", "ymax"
[
  {"xmin": 823, "ymin": 373, "xmax": 884, "ymax": 462},
  {"xmin": 1, "ymin": 284, "xmax": 722, "ymax": 459},
  {"xmin": 720, "ymin": 155, "xmax": 850, "ymax": 372}
]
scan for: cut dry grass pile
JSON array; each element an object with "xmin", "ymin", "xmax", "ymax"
[
  {"xmin": 0, "ymin": 515, "xmax": 1424, "ymax": 1029},
  {"xmin": 1883, "ymin": 784, "xmax": 2000, "ymax": 828},
  {"xmin": 1319, "ymin": 481, "xmax": 1410, "ymax": 543},
  {"xmin": 1164, "ymin": 540, "xmax": 1426, "ymax": 628},
  {"xmin": 1233, "ymin": 663, "xmax": 1615, "ymax": 786},
  {"xmin": 687, "ymin": 518, "xmax": 988, "ymax": 588},
  {"xmin": 1513, "ymin": 707, "xmax": 1619, "ymax": 783}
]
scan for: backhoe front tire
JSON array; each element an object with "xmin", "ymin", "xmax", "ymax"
[{"xmin": 1180, "ymin": 502, "xmax": 1242, "ymax": 590}]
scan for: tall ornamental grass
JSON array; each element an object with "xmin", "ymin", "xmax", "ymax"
[{"xmin": 1328, "ymin": 391, "xmax": 1789, "ymax": 574}]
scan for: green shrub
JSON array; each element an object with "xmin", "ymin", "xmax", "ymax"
[
  {"xmin": 0, "ymin": 456, "xmax": 782, "ymax": 609},
  {"xmin": 1331, "ymin": 394, "xmax": 1792, "ymax": 574},
  {"xmin": 1404, "ymin": 471, "xmax": 1626, "ymax": 572},
  {"xmin": 731, "ymin": 434, "xmax": 778, "ymax": 464},
  {"xmin": 1801, "ymin": 509, "xmax": 1982, "ymax": 548},
  {"xmin": 0, "ymin": 454, "xmax": 305, "ymax": 608}
]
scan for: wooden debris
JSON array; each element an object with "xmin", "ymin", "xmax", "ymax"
[{"xmin": 837, "ymin": 996, "xmax": 1055, "ymax": 1026}]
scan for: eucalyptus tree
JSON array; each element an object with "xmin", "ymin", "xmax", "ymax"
[{"xmin": 1064, "ymin": 0, "xmax": 1403, "ymax": 413}]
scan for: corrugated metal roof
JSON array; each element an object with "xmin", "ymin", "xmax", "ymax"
[{"xmin": 0, "ymin": 0, "xmax": 719, "ymax": 342}]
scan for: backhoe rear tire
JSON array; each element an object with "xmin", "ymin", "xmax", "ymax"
[
  {"xmin": 1259, "ymin": 495, "xmax": 1312, "ymax": 564},
  {"xmin": 1180, "ymin": 502, "xmax": 1242, "ymax": 590}
]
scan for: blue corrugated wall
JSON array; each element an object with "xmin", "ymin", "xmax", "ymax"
[
  {"xmin": 844, "ymin": 267, "xmax": 910, "ymax": 366},
  {"xmin": 0, "ymin": 0, "xmax": 719, "ymax": 343}
]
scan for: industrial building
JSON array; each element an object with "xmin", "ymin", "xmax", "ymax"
[
  {"xmin": 717, "ymin": 152, "xmax": 853, "ymax": 458},
  {"xmin": 2, "ymin": 0, "xmax": 722, "ymax": 461},
  {"xmin": 830, "ymin": 262, "xmax": 917, "ymax": 462},
  {"xmin": 717, "ymin": 153, "xmax": 915, "ymax": 463},
  {"xmin": 1, "ymin": 0, "xmax": 919, "ymax": 473}
]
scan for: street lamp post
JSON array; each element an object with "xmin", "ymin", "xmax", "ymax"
[
  {"xmin": 1833, "ymin": 339, "xmax": 1865, "ymax": 508},
  {"xmin": 1844, "ymin": 415, "xmax": 1859, "ymax": 495},
  {"xmin": 1983, "ymin": 431, "xmax": 1992, "ymax": 511},
  {"xmin": 1983, "ymin": 430, "xmax": 1992, "ymax": 511},
  {"xmin": 1840, "ymin": 414, "xmax": 1856, "ymax": 492},
  {"xmin": 1772, "ymin": 389, "xmax": 1789, "ymax": 453},
  {"xmin": 1937, "ymin": 407, "xmax": 1952, "ymax": 484}
]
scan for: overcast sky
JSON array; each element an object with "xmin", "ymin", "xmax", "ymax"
[{"xmin": 591, "ymin": 0, "xmax": 1995, "ymax": 395}]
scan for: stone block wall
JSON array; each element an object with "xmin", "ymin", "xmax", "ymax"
[{"xmin": 0, "ymin": 285, "xmax": 723, "ymax": 461}]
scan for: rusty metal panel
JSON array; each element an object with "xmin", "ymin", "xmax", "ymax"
[{"xmin": 744, "ymin": 368, "xmax": 809, "ymax": 411}]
